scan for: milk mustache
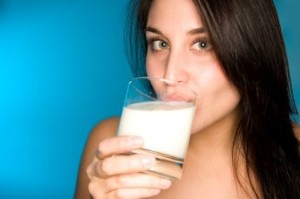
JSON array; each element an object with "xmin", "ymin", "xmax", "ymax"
[{"xmin": 118, "ymin": 101, "xmax": 196, "ymax": 160}]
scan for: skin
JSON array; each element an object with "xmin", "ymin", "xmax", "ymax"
[
  {"xmin": 145, "ymin": 0, "xmax": 240, "ymax": 136},
  {"xmin": 75, "ymin": 0, "xmax": 300, "ymax": 198}
]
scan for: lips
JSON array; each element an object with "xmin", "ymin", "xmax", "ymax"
[{"xmin": 161, "ymin": 93, "xmax": 190, "ymax": 102}]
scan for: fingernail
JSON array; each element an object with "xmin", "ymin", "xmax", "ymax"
[
  {"xmin": 140, "ymin": 156, "xmax": 155, "ymax": 168},
  {"xmin": 149, "ymin": 189, "xmax": 161, "ymax": 195},
  {"xmin": 130, "ymin": 136, "xmax": 144, "ymax": 147},
  {"xmin": 160, "ymin": 179, "xmax": 172, "ymax": 189}
]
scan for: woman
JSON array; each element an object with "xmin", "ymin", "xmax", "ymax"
[{"xmin": 75, "ymin": 0, "xmax": 300, "ymax": 198}]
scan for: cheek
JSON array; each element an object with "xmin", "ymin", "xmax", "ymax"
[
  {"xmin": 146, "ymin": 52, "xmax": 166, "ymax": 78},
  {"xmin": 145, "ymin": 56, "xmax": 153, "ymax": 77},
  {"xmin": 189, "ymin": 64, "xmax": 241, "ymax": 133}
]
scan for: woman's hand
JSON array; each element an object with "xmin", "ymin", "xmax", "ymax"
[{"xmin": 86, "ymin": 135, "xmax": 172, "ymax": 199}]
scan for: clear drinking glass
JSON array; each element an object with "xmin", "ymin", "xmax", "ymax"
[{"xmin": 117, "ymin": 77, "xmax": 197, "ymax": 179}]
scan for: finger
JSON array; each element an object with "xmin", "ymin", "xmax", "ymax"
[
  {"xmin": 104, "ymin": 173, "xmax": 172, "ymax": 192},
  {"xmin": 97, "ymin": 136, "xmax": 144, "ymax": 160},
  {"xmin": 97, "ymin": 154, "xmax": 156, "ymax": 177},
  {"xmin": 106, "ymin": 187, "xmax": 161, "ymax": 199},
  {"xmin": 86, "ymin": 158, "xmax": 100, "ymax": 179},
  {"xmin": 89, "ymin": 176, "xmax": 162, "ymax": 199},
  {"xmin": 88, "ymin": 177, "xmax": 106, "ymax": 199}
]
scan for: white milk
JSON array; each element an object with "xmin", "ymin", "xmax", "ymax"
[{"xmin": 118, "ymin": 101, "xmax": 195, "ymax": 159}]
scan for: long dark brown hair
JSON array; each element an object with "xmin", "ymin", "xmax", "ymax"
[{"xmin": 124, "ymin": 0, "xmax": 300, "ymax": 198}]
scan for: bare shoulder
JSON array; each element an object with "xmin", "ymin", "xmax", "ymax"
[
  {"xmin": 89, "ymin": 117, "xmax": 120, "ymax": 142},
  {"xmin": 74, "ymin": 117, "xmax": 120, "ymax": 199},
  {"xmin": 81, "ymin": 116, "xmax": 121, "ymax": 167},
  {"xmin": 293, "ymin": 123, "xmax": 300, "ymax": 141}
]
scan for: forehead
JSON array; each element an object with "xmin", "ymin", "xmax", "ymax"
[{"xmin": 146, "ymin": 0, "xmax": 203, "ymax": 29}]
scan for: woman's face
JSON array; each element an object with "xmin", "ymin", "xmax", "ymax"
[{"xmin": 145, "ymin": 0, "xmax": 240, "ymax": 134}]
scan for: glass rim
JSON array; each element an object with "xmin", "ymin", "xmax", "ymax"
[{"xmin": 128, "ymin": 76, "xmax": 198, "ymax": 97}]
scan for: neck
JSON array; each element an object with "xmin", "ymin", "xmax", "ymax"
[
  {"xmin": 189, "ymin": 112, "xmax": 237, "ymax": 160},
  {"xmin": 183, "ymin": 113, "xmax": 259, "ymax": 198},
  {"xmin": 183, "ymin": 110, "xmax": 241, "ymax": 183}
]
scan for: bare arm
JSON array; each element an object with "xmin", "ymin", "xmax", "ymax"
[
  {"xmin": 293, "ymin": 123, "xmax": 300, "ymax": 142},
  {"xmin": 74, "ymin": 117, "xmax": 120, "ymax": 199},
  {"xmin": 74, "ymin": 117, "xmax": 171, "ymax": 199}
]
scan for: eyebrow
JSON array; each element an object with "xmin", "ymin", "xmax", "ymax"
[
  {"xmin": 145, "ymin": 26, "xmax": 206, "ymax": 35},
  {"xmin": 187, "ymin": 27, "xmax": 206, "ymax": 35},
  {"xmin": 145, "ymin": 26, "xmax": 163, "ymax": 35}
]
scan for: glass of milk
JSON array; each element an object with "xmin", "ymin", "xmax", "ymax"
[{"xmin": 117, "ymin": 77, "xmax": 197, "ymax": 179}]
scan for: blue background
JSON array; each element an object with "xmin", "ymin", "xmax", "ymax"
[{"xmin": 0, "ymin": 0, "xmax": 299, "ymax": 198}]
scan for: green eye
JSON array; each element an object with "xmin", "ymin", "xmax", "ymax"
[
  {"xmin": 198, "ymin": 41, "xmax": 207, "ymax": 48},
  {"xmin": 192, "ymin": 40, "xmax": 212, "ymax": 51},
  {"xmin": 152, "ymin": 40, "xmax": 169, "ymax": 50}
]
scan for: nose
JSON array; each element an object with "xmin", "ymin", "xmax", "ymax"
[{"xmin": 163, "ymin": 49, "xmax": 188, "ymax": 84}]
